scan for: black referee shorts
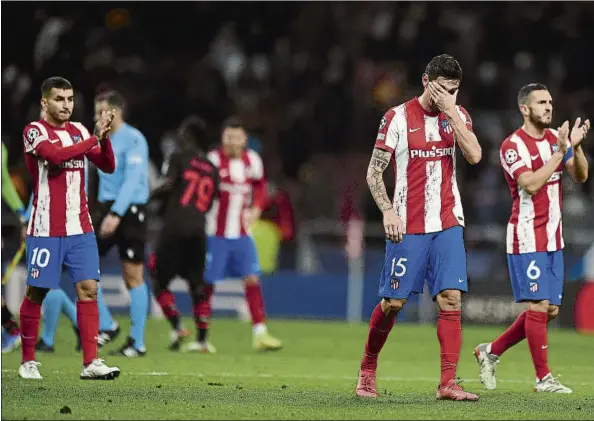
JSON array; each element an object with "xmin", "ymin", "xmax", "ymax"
[{"xmin": 93, "ymin": 201, "xmax": 147, "ymax": 263}]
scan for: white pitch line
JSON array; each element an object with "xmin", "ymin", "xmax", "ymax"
[{"xmin": 4, "ymin": 368, "xmax": 590, "ymax": 386}]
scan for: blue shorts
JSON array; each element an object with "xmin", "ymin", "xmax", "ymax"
[
  {"xmin": 204, "ymin": 235, "xmax": 260, "ymax": 283},
  {"xmin": 378, "ymin": 225, "xmax": 468, "ymax": 300},
  {"xmin": 26, "ymin": 232, "xmax": 101, "ymax": 289},
  {"xmin": 507, "ymin": 251, "xmax": 564, "ymax": 306}
]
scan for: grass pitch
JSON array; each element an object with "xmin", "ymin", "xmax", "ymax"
[{"xmin": 2, "ymin": 317, "xmax": 593, "ymax": 419}]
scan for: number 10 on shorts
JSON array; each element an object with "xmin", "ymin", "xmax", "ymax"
[{"xmin": 31, "ymin": 247, "xmax": 50, "ymax": 268}]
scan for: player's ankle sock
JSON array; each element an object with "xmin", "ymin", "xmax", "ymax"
[
  {"xmin": 156, "ymin": 290, "xmax": 181, "ymax": 331},
  {"xmin": 244, "ymin": 282, "xmax": 266, "ymax": 326},
  {"xmin": 97, "ymin": 285, "xmax": 116, "ymax": 332},
  {"xmin": 2, "ymin": 304, "xmax": 20, "ymax": 335},
  {"xmin": 194, "ymin": 285, "xmax": 213, "ymax": 340},
  {"xmin": 20, "ymin": 297, "xmax": 41, "ymax": 363},
  {"xmin": 129, "ymin": 283, "xmax": 149, "ymax": 351},
  {"xmin": 490, "ymin": 311, "xmax": 527, "ymax": 356},
  {"xmin": 77, "ymin": 300, "xmax": 99, "ymax": 366},
  {"xmin": 361, "ymin": 303, "xmax": 396, "ymax": 372},
  {"xmin": 40, "ymin": 290, "xmax": 64, "ymax": 347},
  {"xmin": 253, "ymin": 323, "xmax": 267, "ymax": 335},
  {"xmin": 525, "ymin": 310, "xmax": 551, "ymax": 380},
  {"xmin": 437, "ymin": 309, "xmax": 462, "ymax": 386}
]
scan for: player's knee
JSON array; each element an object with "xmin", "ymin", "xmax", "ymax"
[
  {"xmin": 436, "ymin": 289, "xmax": 461, "ymax": 310},
  {"xmin": 76, "ymin": 279, "xmax": 98, "ymax": 301},
  {"xmin": 122, "ymin": 262, "xmax": 144, "ymax": 289},
  {"xmin": 243, "ymin": 275, "xmax": 260, "ymax": 286},
  {"xmin": 25, "ymin": 286, "xmax": 49, "ymax": 304},
  {"xmin": 548, "ymin": 305, "xmax": 560, "ymax": 321},
  {"xmin": 381, "ymin": 298, "xmax": 406, "ymax": 315},
  {"xmin": 528, "ymin": 300, "xmax": 550, "ymax": 313}
]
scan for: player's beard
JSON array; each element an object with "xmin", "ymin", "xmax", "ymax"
[
  {"xmin": 529, "ymin": 113, "xmax": 551, "ymax": 130},
  {"xmin": 48, "ymin": 109, "xmax": 71, "ymax": 124}
]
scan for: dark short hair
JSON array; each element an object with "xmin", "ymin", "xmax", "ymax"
[
  {"xmin": 41, "ymin": 77, "xmax": 73, "ymax": 97},
  {"xmin": 518, "ymin": 83, "xmax": 548, "ymax": 105},
  {"xmin": 95, "ymin": 90, "xmax": 126, "ymax": 112},
  {"xmin": 179, "ymin": 115, "xmax": 208, "ymax": 150},
  {"xmin": 222, "ymin": 115, "xmax": 244, "ymax": 130},
  {"xmin": 424, "ymin": 54, "xmax": 463, "ymax": 82}
]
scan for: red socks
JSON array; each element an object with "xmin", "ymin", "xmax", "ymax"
[
  {"xmin": 490, "ymin": 311, "xmax": 527, "ymax": 356},
  {"xmin": 20, "ymin": 297, "xmax": 41, "ymax": 364},
  {"xmin": 194, "ymin": 285, "xmax": 214, "ymax": 330},
  {"xmin": 244, "ymin": 282, "xmax": 266, "ymax": 325},
  {"xmin": 156, "ymin": 290, "xmax": 179, "ymax": 320},
  {"xmin": 525, "ymin": 310, "xmax": 550, "ymax": 380},
  {"xmin": 437, "ymin": 310, "xmax": 462, "ymax": 386},
  {"xmin": 361, "ymin": 303, "xmax": 396, "ymax": 371},
  {"xmin": 77, "ymin": 300, "xmax": 99, "ymax": 366}
]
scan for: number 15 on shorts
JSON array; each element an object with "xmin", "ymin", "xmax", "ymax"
[{"xmin": 390, "ymin": 257, "xmax": 407, "ymax": 289}]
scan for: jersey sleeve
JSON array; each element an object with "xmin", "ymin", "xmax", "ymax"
[
  {"xmin": 247, "ymin": 149, "xmax": 265, "ymax": 181},
  {"xmin": 456, "ymin": 105, "xmax": 473, "ymax": 132},
  {"xmin": 207, "ymin": 150, "xmax": 220, "ymax": 168},
  {"xmin": 23, "ymin": 123, "xmax": 49, "ymax": 154},
  {"xmin": 500, "ymin": 139, "xmax": 530, "ymax": 180},
  {"xmin": 374, "ymin": 108, "xmax": 399, "ymax": 153}
]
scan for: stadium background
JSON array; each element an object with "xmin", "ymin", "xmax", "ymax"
[{"xmin": 2, "ymin": 2, "xmax": 594, "ymax": 331}]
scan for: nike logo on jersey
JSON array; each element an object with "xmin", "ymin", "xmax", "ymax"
[
  {"xmin": 541, "ymin": 345, "xmax": 548, "ymax": 349},
  {"xmin": 458, "ymin": 279, "xmax": 464, "ymax": 283},
  {"xmin": 409, "ymin": 128, "xmax": 421, "ymax": 133},
  {"xmin": 531, "ymin": 155, "xmax": 539, "ymax": 160}
]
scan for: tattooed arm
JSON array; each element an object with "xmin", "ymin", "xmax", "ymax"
[
  {"xmin": 366, "ymin": 148, "xmax": 393, "ymax": 212},
  {"xmin": 366, "ymin": 147, "xmax": 404, "ymax": 242}
]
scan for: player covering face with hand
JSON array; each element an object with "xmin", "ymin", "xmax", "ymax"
[
  {"xmin": 18, "ymin": 76, "xmax": 120, "ymax": 380},
  {"xmin": 356, "ymin": 54, "xmax": 481, "ymax": 401},
  {"xmin": 475, "ymin": 83, "xmax": 589, "ymax": 394}
]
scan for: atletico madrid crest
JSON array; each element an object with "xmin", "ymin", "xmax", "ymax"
[{"xmin": 440, "ymin": 119, "xmax": 452, "ymax": 134}]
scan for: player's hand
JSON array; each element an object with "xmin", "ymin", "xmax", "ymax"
[
  {"xmin": 570, "ymin": 117, "xmax": 590, "ymax": 149},
  {"xmin": 557, "ymin": 121, "xmax": 570, "ymax": 155},
  {"xmin": 20, "ymin": 225, "xmax": 27, "ymax": 243},
  {"xmin": 94, "ymin": 109, "xmax": 115, "ymax": 141},
  {"xmin": 243, "ymin": 207, "xmax": 262, "ymax": 230},
  {"xmin": 99, "ymin": 214, "xmax": 121, "ymax": 238},
  {"xmin": 383, "ymin": 209, "xmax": 404, "ymax": 243},
  {"xmin": 427, "ymin": 82, "xmax": 456, "ymax": 116}
]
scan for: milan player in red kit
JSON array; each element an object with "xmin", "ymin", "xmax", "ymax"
[
  {"xmin": 475, "ymin": 83, "xmax": 589, "ymax": 393},
  {"xmin": 18, "ymin": 76, "xmax": 120, "ymax": 380},
  {"xmin": 356, "ymin": 55, "xmax": 481, "ymax": 400}
]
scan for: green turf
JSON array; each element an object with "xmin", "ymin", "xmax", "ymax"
[{"xmin": 2, "ymin": 317, "xmax": 593, "ymax": 420}]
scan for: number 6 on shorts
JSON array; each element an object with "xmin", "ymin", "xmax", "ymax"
[{"xmin": 526, "ymin": 260, "xmax": 541, "ymax": 280}]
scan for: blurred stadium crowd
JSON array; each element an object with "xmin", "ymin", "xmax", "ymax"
[{"xmin": 2, "ymin": 2, "xmax": 594, "ymax": 237}]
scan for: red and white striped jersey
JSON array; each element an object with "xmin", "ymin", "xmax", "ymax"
[
  {"xmin": 500, "ymin": 127, "xmax": 570, "ymax": 254},
  {"xmin": 206, "ymin": 147, "xmax": 266, "ymax": 238},
  {"xmin": 24, "ymin": 120, "xmax": 94, "ymax": 237},
  {"xmin": 374, "ymin": 97, "xmax": 472, "ymax": 234}
]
